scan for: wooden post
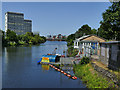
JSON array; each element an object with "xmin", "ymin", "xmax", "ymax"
[
  {"xmin": 99, "ymin": 43, "xmax": 101, "ymax": 62},
  {"xmin": 105, "ymin": 44, "xmax": 108, "ymax": 66}
]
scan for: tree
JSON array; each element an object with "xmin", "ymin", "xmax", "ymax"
[
  {"xmin": 66, "ymin": 34, "xmax": 75, "ymax": 42},
  {"xmin": 6, "ymin": 29, "xmax": 18, "ymax": 43},
  {"xmin": 66, "ymin": 24, "xmax": 95, "ymax": 46},
  {"xmin": 66, "ymin": 34, "xmax": 75, "ymax": 46},
  {"xmin": 91, "ymin": 29, "xmax": 97, "ymax": 35},
  {"xmin": 98, "ymin": 2, "xmax": 120, "ymax": 40},
  {"xmin": 1, "ymin": 30, "xmax": 5, "ymax": 43},
  {"xmin": 75, "ymin": 24, "xmax": 92, "ymax": 38},
  {"xmin": 40, "ymin": 36, "xmax": 46, "ymax": 42}
]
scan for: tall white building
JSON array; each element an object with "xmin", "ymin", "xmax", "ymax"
[{"xmin": 5, "ymin": 12, "xmax": 32, "ymax": 35}]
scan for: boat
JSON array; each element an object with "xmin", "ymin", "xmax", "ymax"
[{"xmin": 37, "ymin": 54, "xmax": 61, "ymax": 64}]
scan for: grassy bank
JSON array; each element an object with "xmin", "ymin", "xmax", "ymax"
[{"xmin": 73, "ymin": 63, "xmax": 117, "ymax": 88}]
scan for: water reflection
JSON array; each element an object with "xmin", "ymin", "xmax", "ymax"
[{"xmin": 41, "ymin": 64, "xmax": 50, "ymax": 70}]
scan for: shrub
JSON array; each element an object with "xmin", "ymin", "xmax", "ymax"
[
  {"xmin": 9, "ymin": 41, "xmax": 17, "ymax": 46},
  {"xmin": 79, "ymin": 56, "xmax": 90, "ymax": 65},
  {"xmin": 67, "ymin": 47, "xmax": 78, "ymax": 57}
]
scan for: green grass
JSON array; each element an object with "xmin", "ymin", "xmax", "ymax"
[{"xmin": 73, "ymin": 63, "xmax": 116, "ymax": 88}]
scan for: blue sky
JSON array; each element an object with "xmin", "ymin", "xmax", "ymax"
[{"xmin": 2, "ymin": 2, "xmax": 112, "ymax": 36}]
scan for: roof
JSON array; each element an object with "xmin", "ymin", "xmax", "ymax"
[
  {"xmin": 100, "ymin": 41, "xmax": 120, "ymax": 44},
  {"xmin": 81, "ymin": 40, "xmax": 99, "ymax": 42},
  {"xmin": 74, "ymin": 34, "xmax": 106, "ymax": 42},
  {"xmin": 24, "ymin": 19, "xmax": 32, "ymax": 22},
  {"xmin": 6, "ymin": 12, "xmax": 24, "ymax": 15},
  {"xmin": 74, "ymin": 35, "xmax": 90, "ymax": 42}
]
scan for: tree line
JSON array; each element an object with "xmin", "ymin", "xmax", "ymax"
[
  {"xmin": 2, "ymin": 29, "xmax": 46, "ymax": 46},
  {"xmin": 66, "ymin": 2, "xmax": 120, "ymax": 46},
  {"xmin": 66, "ymin": 24, "xmax": 97, "ymax": 46}
]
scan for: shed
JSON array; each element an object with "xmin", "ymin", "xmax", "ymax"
[
  {"xmin": 74, "ymin": 35, "xmax": 106, "ymax": 56},
  {"xmin": 99, "ymin": 41, "xmax": 120, "ymax": 71}
]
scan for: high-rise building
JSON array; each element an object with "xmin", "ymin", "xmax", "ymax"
[{"xmin": 5, "ymin": 12, "xmax": 32, "ymax": 35}]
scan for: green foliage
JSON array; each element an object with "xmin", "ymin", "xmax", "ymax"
[
  {"xmin": 18, "ymin": 41, "xmax": 25, "ymax": 45},
  {"xmin": 98, "ymin": 2, "xmax": 120, "ymax": 40},
  {"xmin": 67, "ymin": 47, "xmax": 78, "ymax": 57},
  {"xmin": 2, "ymin": 29, "xmax": 46, "ymax": 47},
  {"xmin": 1, "ymin": 30, "xmax": 8, "ymax": 46},
  {"xmin": 66, "ymin": 34, "xmax": 75, "ymax": 46},
  {"xmin": 9, "ymin": 41, "xmax": 17, "ymax": 46},
  {"xmin": 75, "ymin": 24, "xmax": 92, "ymax": 38},
  {"xmin": 73, "ymin": 64, "xmax": 116, "ymax": 88},
  {"xmin": 66, "ymin": 34, "xmax": 75, "ymax": 41},
  {"xmin": 40, "ymin": 36, "xmax": 46, "ymax": 42},
  {"xmin": 67, "ymin": 39, "xmax": 74, "ymax": 46},
  {"xmin": 91, "ymin": 29, "xmax": 97, "ymax": 35},
  {"xmin": 66, "ymin": 24, "xmax": 98, "ymax": 47},
  {"xmin": 79, "ymin": 56, "xmax": 90, "ymax": 65},
  {"xmin": 6, "ymin": 29, "xmax": 18, "ymax": 43},
  {"xmin": 18, "ymin": 32, "xmax": 46, "ymax": 45}
]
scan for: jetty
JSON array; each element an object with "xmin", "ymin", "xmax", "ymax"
[{"xmin": 39, "ymin": 57, "xmax": 81, "ymax": 65}]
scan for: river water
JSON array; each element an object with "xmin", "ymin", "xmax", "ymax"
[{"xmin": 2, "ymin": 41, "xmax": 86, "ymax": 88}]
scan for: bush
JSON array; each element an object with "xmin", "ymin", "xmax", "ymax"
[
  {"xmin": 9, "ymin": 41, "xmax": 17, "ymax": 46},
  {"xmin": 18, "ymin": 41, "xmax": 25, "ymax": 45},
  {"xmin": 67, "ymin": 47, "xmax": 78, "ymax": 57},
  {"xmin": 79, "ymin": 56, "xmax": 90, "ymax": 65}
]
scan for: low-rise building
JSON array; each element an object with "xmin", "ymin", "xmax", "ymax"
[
  {"xmin": 99, "ymin": 41, "xmax": 120, "ymax": 70},
  {"xmin": 74, "ymin": 35, "xmax": 106, "ymax": 56}
]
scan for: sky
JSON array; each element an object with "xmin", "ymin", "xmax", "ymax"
[{"xmin": 2, "ymin": 2, "xmax": 112, "ymax": 36}]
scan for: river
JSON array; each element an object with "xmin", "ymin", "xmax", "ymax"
[{"xmin": 2, "ymin": 41, "xmax": 86, "ymax": 88}]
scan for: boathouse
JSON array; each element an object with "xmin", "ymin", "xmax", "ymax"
[
  {"xmin": 74, "ymin": 35, "xmax": 106, "ymax": 57},
  {"xmin": 99, "ymin": 41, "xmax": 120, "ymax": 71}
]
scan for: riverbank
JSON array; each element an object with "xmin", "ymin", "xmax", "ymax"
[
  {"xmin": 73, "ymin": 62, "xmax": 119, "ymax": 88},
  {"xmin": 2, "ymin": 30, "xmax": 46, "ymax": 47},
  {"xmin": 3, "ymin": 41, "xmax": 46, "ymax": 47}
]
